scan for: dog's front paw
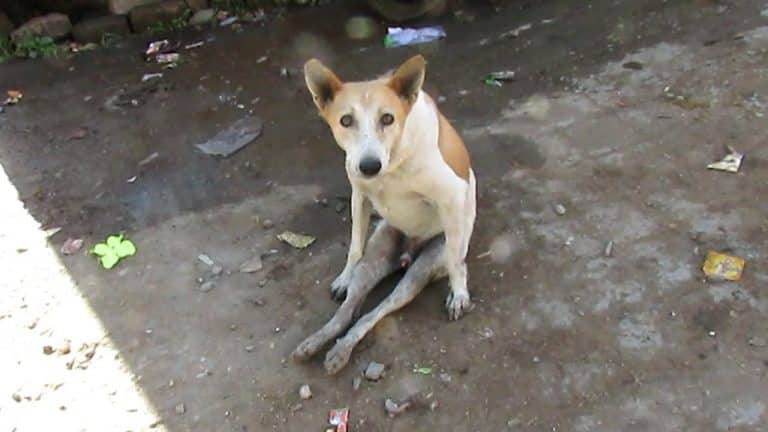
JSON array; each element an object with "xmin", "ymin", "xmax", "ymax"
[
  {"xmin": 324, "ymin": 340, "xmax": 354, "ymax": 375},
  {"xmin": 446, "ymin": 291, "xmax": 472, "ymax": 321},
  {"xmin": 330, "ymin": 269, "xmax": 352, "ymax": 302}
]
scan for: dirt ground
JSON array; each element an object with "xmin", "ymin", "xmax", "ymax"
[{"xmin": 2, "ymin": 0, "xmax": 768, "ymax": 430}]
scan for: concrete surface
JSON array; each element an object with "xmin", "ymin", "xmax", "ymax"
[{"xmin": 1, "ymin": 0, "xmax": 768, "ymax": 431}]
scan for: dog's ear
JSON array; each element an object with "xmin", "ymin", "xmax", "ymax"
[
  {"xmin": 304, "ymin": 59, "xmax": 343, "ymax": 110},
  {"xmin": 388, "ymin": 55, "xmax": 426, "ymax": 104}
]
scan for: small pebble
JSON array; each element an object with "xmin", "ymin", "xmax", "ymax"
[
  {"xmin": 364, "ymin": 361, "xmax": 385, "ymax": 381},
  {"xmin": 352, "ymin": 376, "xmax": 362, "ymax": 391},
  {"xmin": 439, "ymin": 373, "xmax": 452, "ymax": 383},
  {"xmin": 43, "ymin": 345, "xmax": 54, "ymax": 355},
  {"xmin": 198, "ymin": 281, "xmax": 216, "ymax": 292},
  {"xmin": 298, "ymin": 384, "xmax": 312, "ymax": 400},
  {"xmin": 604, "ymin": 240, "xmax": 614, "ymax": 257},
  {"xmin": 12, "ymin": 393, "xmax": 21, "ymax": 402},
  {"xmin": 244, "ymin": 345, "xmax": 255, "ymax": 352},
  {"xmin": 262, "ymin": 219, "xmax": 274, "ymax": 229},
  {"xmin": 708, "ymin": 331, "xmax": 716, "ymax": 337},
  {"xmin": 211, "ymin": 265, "xmax": 223, "ymax": 276},
  {"xmin": 175, "ymin": 403, "xmax": 185, "ymax": 414},
  {"xmin": 553, "ymin": 203, "xmax": 567, "ymax": 216}
]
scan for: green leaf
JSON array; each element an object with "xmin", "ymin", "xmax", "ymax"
[
  {"xmin": 92, "ymin": 243, "xmax": 111, "ymax": 256},
  {"xmin": 100, "ymin": 252, "xmax": 119, "ymax": 269},
  {"xmin": 114, "ymin": 239, "xmax": 136, "ymax": 258},
  {"xmin": 413, "ymin": 366, "xmax": 432, "ymax": 375},
  {"xmin": 106, "ymin": 234, "xmax": 123, "ymax": 248}
]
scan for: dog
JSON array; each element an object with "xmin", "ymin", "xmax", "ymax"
[{"xmin": 292, "ymin": 55, "xmax": 477, "ymax": 374}]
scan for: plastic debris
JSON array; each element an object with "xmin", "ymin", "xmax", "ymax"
[
  {"xmin": 483, "ymin": 70, "xmax": 516, "ymax": 86},
  {"xmin": 219, "ymin": 16, "xmax": 238, "ymax": 26},
  {"xmin": 197, "ymin": 254, "xmax": 214, "ymax": 266},
  {"xmin": 384, "ymin": 26, "xmax": 446, "ymax": 48},
  {"xmin": 412, "ymin": 366, "xmax": 432, "ymax": 375},
  {"xmin": 277, "ymin": 231, "xmax": 316, "ymax": 249},
  {"xmin": 500, "ymin": 23, "xmax": 532, "ymax": 39},
  {"xmin": 702, "ymin": 251, "xmax": 745, "ymax": 281},
  {"xmin": 707, "ymin": 146, "xmax": 743, "ymax": 173},
  {"xmin": 141, "ymin": 73, "xmax": 163, "ymax": 82},
  {"xmin": 145, "ymin": 40, "xmax": 170, "ymax": 57},
  {"xmin": 328, "ymin": 408, "xmax": 349, "ymax": 432},
  {"xmin": 195, "ymin": 116, "xmax": 263, "ymax": 157},
  {"xmin": 155, "ymin": 53, "xmax": 180, "ymax": 64},
  {"xmin": 384, "ymin": 398, "xmax": 411, "ymax": 417},
  {"xmin": 184, "ymin": 41, "xmax": 204, "ymax": 50},
  {"xmin": 4, "ymin": 90, "xmax": 22, "ymax": 105},
  {"xmin": 91, "ymin": 234, "xmax": 136, "ymax": 269}
]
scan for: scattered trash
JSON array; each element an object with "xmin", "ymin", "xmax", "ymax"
[
  {"xmin": 299, "ymin": 384, "xmax": 312, "ymax": 400},
  {"xmin": 184, "ymin": 41, "xmax": 204, "ymax": 50},
  {"xmin": 156, "ymin": 53, "xmax": 180, "ymax": 64},
  {"xmin": 195, "ymin": 116, "xmax": 263, "ymax": 157},
  {"xmin": 702, "ymin": 250, "xmax": 745, "ymax": 281},
  {"xmin": 384, "ymin": 26, "xmax": 446, "ymax": 48},
  {"xmin": 244, "ymin": 344, "xmax": 256, "ymax": 352},
  {"xmin": 278, "ymin": 231, "xmax": 316, "ymax": 249},
  {"xmin": 412, "ymin": 366, "xmax": 432, "ymax": 375},
  {"xmin": 175, "ymin": 403, "xmax": 185, "ymax": 414},
  {"xmin": 239, "ymin": 255, "xmax": 263, "ymax": 273},
  {"xmin": 145, "ymin": 40, "xmax": 169, "ymax": 56},
  {"xmin": 69, "ymin": 42, "xmax": 98, "ymax": 53},
  {"xmin": 198, "ymin": 254, "xmax": 214, "ymax": 266},
  {"xmin": 197, "ymin": 280, "xmax": 216, "ymax": 293},
  {"xmin": 4, "ymin": 90, "xmax": 22, "ymax": 105},
  {"xmin": 257, "ymin": 56, "xmax": 268, "ymax": 63},
  {"xmin": 552, "ymin": 203, "xmax": 567, "ymax": 216},
  {"xmin": 438, "ymin": 372, "xmax": 452, "ymax": 383},
  {"xmin": 707, "ymin": 146, "xmax": 743, "ymax": 173},
  {"xmin": 604, "ymin": 240, "xmax": 614, "ymax": 258},
  {"xmin": 384, "ymin": 398, "xmax": 411, "ymax": 417},
  {"xmin": 219, "ymin": 16, "xmax": 239, "ymax": 27},
  {"xmin": 61, "ymin": 238, "xmax": 84, "ymax": 255},
  {"xmin": 748, "ymin": 336, "xmax": 767, "ymax": 347},
  {"xmin": 500, "ymin": 23, "xmax": 532, "ymax": 39},
  {"xmin": 138, "ymin": 152, "xmax": 160, "ymax": 166},
  {"xmin": 141, "ymin": 73, "xmax": 164, "ymax": 82},
  {"xmin": 127, "ymin": 176, "xmax": 137, "ymax": 183},
  {"xmin": 364, "ymin": 361, "xmax": 386, "ymax": 381},
  {"xmin": 91, "ymin": 234, "xmax": 136, "ymax": 269},
  {"xmin": 328, "ymin": 408, "xmax": 349, "ymax": 432},
  {"xmin": 483, "ymin": 70, "xmax": 516, "ymax": 86}
]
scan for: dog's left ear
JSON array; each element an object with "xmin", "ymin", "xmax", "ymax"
[{"xmin": 388, "ymin": 55, "xmax": 426, "ymax": 104}]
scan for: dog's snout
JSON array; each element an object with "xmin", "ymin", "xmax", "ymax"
[{"xmin": 359, "ymin": 158, "xmax": 382, "ymax": 176}]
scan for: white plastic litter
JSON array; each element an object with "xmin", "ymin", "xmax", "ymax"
[{"xmin": 385, "ymin": 26, "xmax": 446, "ymax": 48}]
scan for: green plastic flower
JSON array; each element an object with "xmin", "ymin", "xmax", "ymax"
[{"xmin": 91, "ymin": 234, "xmax": 136, "ymax": 269}]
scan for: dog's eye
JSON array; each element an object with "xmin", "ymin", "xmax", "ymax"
[
  {"xmin": 380, "ymin": 113, "xmax": 394, "ymax": 126},
  {"xmin": 340, "ymin": 114, "xmax": 354, "ymax": 128}
]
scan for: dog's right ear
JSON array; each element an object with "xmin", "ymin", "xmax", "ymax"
[{"xmin": 304, "ymin": 59, "xmax": 343, "ymax": 111}]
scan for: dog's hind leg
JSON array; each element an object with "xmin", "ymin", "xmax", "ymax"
[
  {"xmin": 292, "ymin": 221, "xmax": 401, "ymax": 362},
  {"xmin": 323, "ymin": 237, "xmax": 447, "ymax": 374}
]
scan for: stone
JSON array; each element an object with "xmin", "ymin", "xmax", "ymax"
[
  {"xmin": 298, "ymin": 384, "xmax": 312, "ymax": 400},
  {"xmin": 364, "ymin": 361, "xmax": 385, "ymax": 381},
  {"xmin": 11, "ymin": 13, "xmax": 72, "ymax": 42},
  {"xmin": 72, "ymin": 15, "xmax": 130, "ymax": 43},
  {"xmin": 188, "ymin": 8, "xmax": 215, "ymax": 26},
  {"xmin": 109, "ymin": 0, "xmax": 159, "ymax": 15},
  {"xmin": 184, "ymin": 0, "xmax": 209, "ymax": 11},
  {"xmin": 0, "ymin": 12, "xmax": 14, "ymax": 37},
  {"xmin": 129, "ymin": 0, "xmax": 188, "ymax": 33}
]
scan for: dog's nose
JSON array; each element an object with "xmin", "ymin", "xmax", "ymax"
[{"xmin": 358, "ymin": 158, "xmax": 382, "ymax": 176}]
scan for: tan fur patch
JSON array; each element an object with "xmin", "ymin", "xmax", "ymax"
[{"xmin": 425, "ymin": 95, "xmax": 470, "ymax": 181}]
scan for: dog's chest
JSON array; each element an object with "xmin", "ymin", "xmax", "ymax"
[{"xmin": 362, "ymin": 180, "xmax": 441, "ymax": 238}]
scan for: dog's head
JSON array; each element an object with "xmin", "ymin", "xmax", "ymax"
[{"xmin": 304, "ymin": 55, "xmax": 426, "ymax": 178}]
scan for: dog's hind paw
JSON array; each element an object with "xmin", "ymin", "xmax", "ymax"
[
  {"xmin": 324, "ymin": 341, "xmax": 354, "ymax": 375},
  {"xmin": 292, "ymin": 337, "xmax": 323, "ymax": 362},
  {"xmin": 446, "ymin": 291, "xmax": 473, "ymax": 321}
]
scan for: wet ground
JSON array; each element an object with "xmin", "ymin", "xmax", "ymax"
[{"xmin": 2, "ymin": 0, "xmax": 768, "ymax": 430}]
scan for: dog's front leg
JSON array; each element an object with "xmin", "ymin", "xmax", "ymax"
[
  {"xmin": 331, "ymin": 188, "xmax": 371, "ymax": 301},
  {"xmin": 439, "ymin": 196, "xmax": 472, "ymax": 321}
]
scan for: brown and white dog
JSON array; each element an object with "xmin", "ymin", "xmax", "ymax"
[{"xmin": 292, "ymin": 55, "xmax": 477, "ymax": 374}]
